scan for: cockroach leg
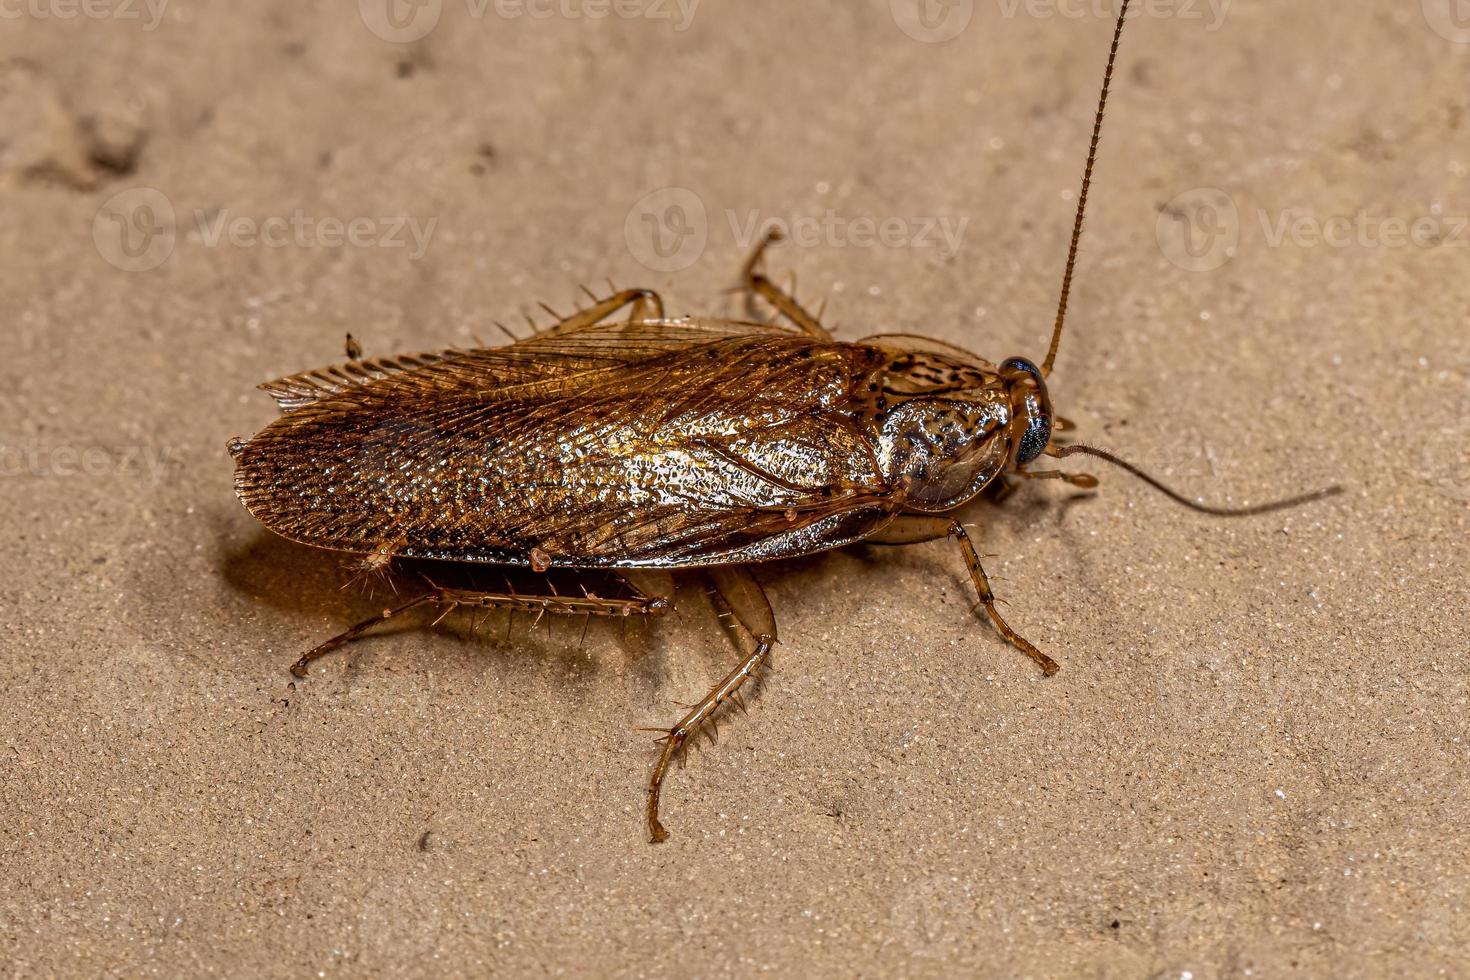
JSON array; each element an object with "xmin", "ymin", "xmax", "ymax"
[
  {"xmin": 865, "ymin": 514, "xmax": 953, "ymax": 546},
  {"xmin": 289, "ymin": 578, "xmax": 672, "ymax": 678},
  {"xmin": 948, "ymin": 523, "xmax": 1059, "ymax": 677},
  {"xmin": 540, "ymin": 288, "xmax": 665, "ymax": 336},
  {"xmin": 620, "ymin": 569, "xmax": 676, "ymax": 609},
  {"xmin": 1018, "ymin": 468, "xmax": 1100, "ymax": 490},
  {"xmin": 868, "ymin": 517, "xmax": 1057, "ymax": 676},
  {"xmin": 987, "ymin": 474, "xmax": 1022, "ymax": 505},
  {"xmin": 644, "ymin": 566, "xmax": 776, "ymax": 843},
  {"xmin": 707, "ymin": 567, "xmax": 777, "ymax": 652},
  {"xmin": 290, "ymin": 593, "xmax": 439, "ymax": 678},
  {"xmin": 739, "ymin": 229, "xmax": 832, "ymax": 340}
]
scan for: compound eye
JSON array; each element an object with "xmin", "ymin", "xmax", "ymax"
[
  {"xmin": 1015, "ymin": 411, "xmax": 1052, "ymax": 465},
  {"xmin": 1000, "ymin": 357, "xmax": 1051, "ymax": 465}
]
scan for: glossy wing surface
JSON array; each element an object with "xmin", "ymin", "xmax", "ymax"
[{"xmin": 235, "ymin": 322, "xmax": 892, "ymax": 567}]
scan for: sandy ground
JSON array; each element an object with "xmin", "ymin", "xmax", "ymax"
[{"xmin": 2, "ymin": 0, "xmax": 1468, "ymax": 976}]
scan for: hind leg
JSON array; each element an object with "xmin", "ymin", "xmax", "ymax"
[
  {"xmin": 644, "ymin": 566, "xmax": 777, "ymax": 843},
  {"xmin": 289, "ymin": 574, "xmax": 672, "ymax": 678}
]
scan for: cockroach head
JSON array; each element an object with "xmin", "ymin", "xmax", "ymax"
[{"xmin": 999, "ymin": 356, "xmax": 1053, "ymax": 465}]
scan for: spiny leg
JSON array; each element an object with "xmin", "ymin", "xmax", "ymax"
[
  {"xmin": 537, "ymin": 287, "xmax": 665, "ymax": 337},
  {"xmin": 644, "ymin": 565, "xmax": 776, "ymax": 843},
  {"xmin": 289, "ymin": 574, "xmax": 672, "ymax": 678},
  {"xmin": 739, "ymin": 229, "xmax": 832, "ymax": 340},
  {"xmin": 867, "ymin": 516, "xmax": 1059, "ymax": 676}
]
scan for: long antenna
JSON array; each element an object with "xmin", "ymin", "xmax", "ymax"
[
  {"xmin": 1041, "ymin": 0, "xmax": 1132, "ymax": 378},
  {"xmin": 1050, "ymin": 444, "xmax": 1344, "ymax": 517}
]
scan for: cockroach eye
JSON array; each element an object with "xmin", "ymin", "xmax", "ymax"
[{"xmin": 1000, "ymin": 357, "xmax": 1053, "ymax": 465}]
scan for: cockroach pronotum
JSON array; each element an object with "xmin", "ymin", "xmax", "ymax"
[{"xmin": 230, "ymin": 0, "xmax": 1339, "ymax": 842}]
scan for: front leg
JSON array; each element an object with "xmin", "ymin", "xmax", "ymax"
[
  {"xmin": 867, "ymin": 516, "xmax": 1059, "ymax": 676},
  {"xmin": 738, "ymin": 230, "xmax": 832, "ymax": 339}
]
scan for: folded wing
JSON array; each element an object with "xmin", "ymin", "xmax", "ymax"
[{"xmin": 234, "ymin": 320, "xmax": 892, "ymax": 567}]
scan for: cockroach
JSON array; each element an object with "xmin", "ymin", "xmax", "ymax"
[{"xmin": 231, "ymin": 0, "xmax": 1338, "ymax": 843}]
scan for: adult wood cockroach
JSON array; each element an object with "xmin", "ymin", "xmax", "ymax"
[{"xmin": 230, "ymin": 0, "xmax": 1338, "ymax": 842}]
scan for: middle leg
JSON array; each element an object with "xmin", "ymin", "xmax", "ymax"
[{"xmin": 644, "ymin": 565, "xmax": 778, "ymax": 843}]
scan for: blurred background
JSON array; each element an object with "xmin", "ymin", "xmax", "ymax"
[{"xmin": 2, "ymin": 1, "xmax": 1468, "ymax": 976}]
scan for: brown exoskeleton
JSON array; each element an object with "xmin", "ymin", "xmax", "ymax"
[{"xmin": 231, "ymin": 0, "xmax": 1337, "ymax": 842}]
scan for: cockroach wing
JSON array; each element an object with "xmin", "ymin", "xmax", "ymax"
[
  {"xmin": 260, "ymin": 350, "xmax": 466, "ymax": 412},
  {"xmin": 235, "ymin": 319, "xmax": 897, "ymax": 568}
]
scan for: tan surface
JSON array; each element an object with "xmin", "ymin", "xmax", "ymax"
[{"xmin": 3, "ymin": 1, "xmax": 1469, "ymax": 976}]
